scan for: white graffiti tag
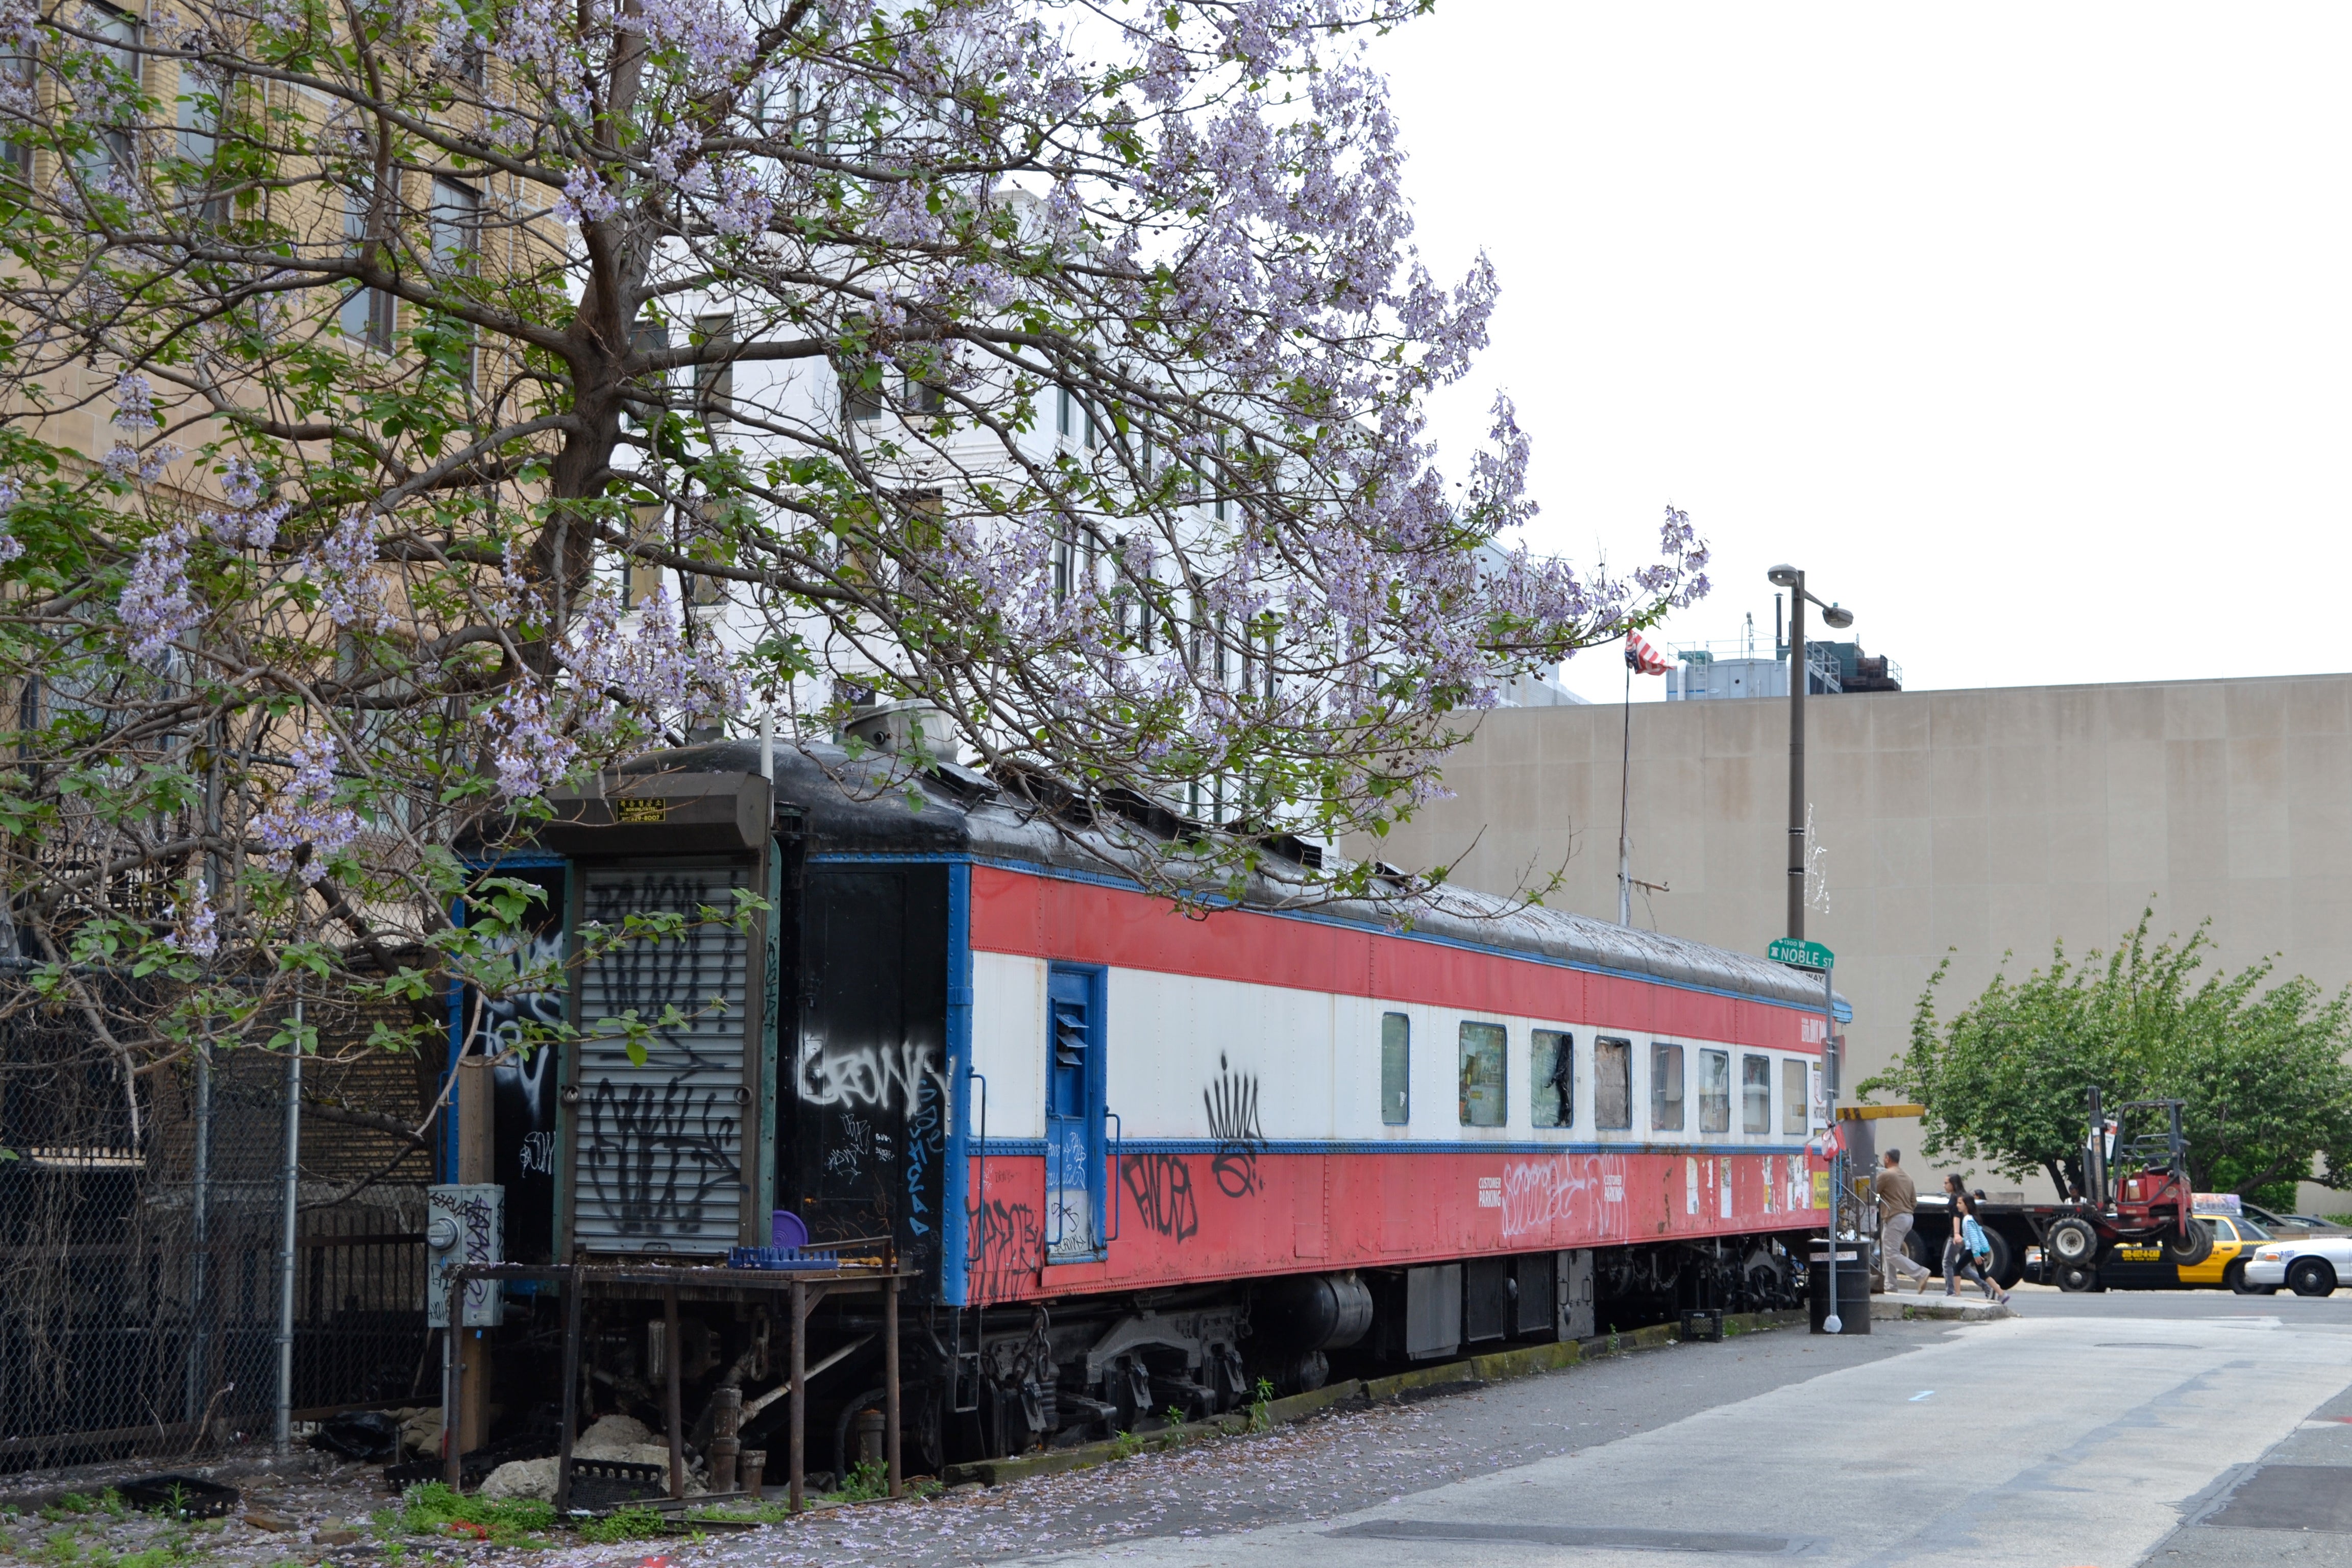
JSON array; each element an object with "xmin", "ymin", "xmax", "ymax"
[
  {"xmin": 797, "ymin": 1035, "xmax": 944, "ymax": 1115},
  {"xmin": 1499, "ymin": 1154, "xmax": 1631, "ymax": 1243}
]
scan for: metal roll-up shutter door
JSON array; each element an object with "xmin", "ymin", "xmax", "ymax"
[{"xmin": 573, "ymin": 865, "xmax": 750, "ymax": 1254}]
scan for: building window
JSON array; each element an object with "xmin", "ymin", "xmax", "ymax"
[
  {"xmin": 82, "ymin": 5, "xmax": 138, "ymax": 179},
  {"xmin": 1057, "ymin": 385, "xmax": 1072, "ymax": 439},
  {"xmin": 1782, "ymin": 1058, "xmax": 1809, "ymax": 1136},
  {"xmin": 625, "ymin": 502, "xmax": 665, "ymax": 607},
  {"xmin": 1698, "ymin": 1048, "xmax": 1730, "ymax": 1135},
  {"xmin": 1743, "ymin": 1054, "xmax": 1773, "ymax": 1135},
  {"xmin": 1650, "ymin": 1041, "xmax": 1685, "ymax": 1133},
  {"xmin": 430, "ymin": 178, "xmax": 479, "ymax": 270},
  {"xmin": 340, "ymin": 179, "xmax": 396, "ymax": 351},
  {"xmin": 695, "ymin": 313, "xmax": 734, "ymax": 424},
  {"xmin": 1380, "ymin": 1012, "xmax": 1409, "ymax": 1126},
  {"xmin": 430, "ymin": 179, "xmax": 480, "ymax": 383},
  {"xmin": 1, "ymin": 44, "xmax": 34, "ymax": 181},
  {"xmin": 1531, "ymin": 1029, "xmax": 1572, "ymax": 1129},
  {"xmin": 844, "ymin": 368, "xmax": 883, "ymax": 423},
  {"xmin": 1457, "ymin": 1021, "xmax": 1505, "ymax": 1128},
  {"xmin": 1594, "ymin": 1037, "xmax": 1631, "ymax": 1130}
]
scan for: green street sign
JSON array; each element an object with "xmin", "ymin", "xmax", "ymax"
[{"xmin": 1769, "ymin": 938, "xmax": 1834, "ymax": 971}]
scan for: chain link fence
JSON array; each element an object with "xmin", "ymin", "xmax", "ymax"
[{"xmin": 1, "ymin": 999, "xmax": 436, "ymax": 1473}]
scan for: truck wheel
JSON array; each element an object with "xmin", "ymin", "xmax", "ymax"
[
  {"xmin": 2047, "ymin": 1217, "xmax": 2099, "ymax": 1266},
  {"xmin": 2164, "ymin": 1218, "xmax": 2214, "ymax": 1268},
  {"xmin": 2057, "ymin": 1262, "xmax": 2098, "ymax": 1293},
  {"xmin": 2290, "ymin": 1258, "xmax": 2337, "ymax": 1298}
]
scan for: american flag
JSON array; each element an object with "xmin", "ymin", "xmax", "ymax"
[{"xmin": 1623, "ymin": 631, "xmax": 1671, "ymax": 676}]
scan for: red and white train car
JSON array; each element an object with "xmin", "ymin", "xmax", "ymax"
[{"xmin": 536, "ymin": 745, "xmax": 1844, "ymax": 1465}]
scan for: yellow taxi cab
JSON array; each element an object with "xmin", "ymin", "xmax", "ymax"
[{"xmin": 2095, "ymin": 1212, "xmax": 2274, "ymax": 1293}]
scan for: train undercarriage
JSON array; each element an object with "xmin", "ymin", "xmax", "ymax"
[{"xmin": 487, "ymin": 1231, "xmax": 1810, "ymax": 1481}]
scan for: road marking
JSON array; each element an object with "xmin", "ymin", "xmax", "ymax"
[{"xmin": 1909, "ymin": 1390, "xmax": 1936, "ymax": 1402}]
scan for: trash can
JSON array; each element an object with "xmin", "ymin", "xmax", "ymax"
[{"xmin": 1807, "ymin": 1242, "xmax": 1872, "ymax": 1335}]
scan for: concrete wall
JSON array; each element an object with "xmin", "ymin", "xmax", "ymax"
[{"xmin": 1365, "ymin": 673, "xmax": 2352, "ymax": 1208}]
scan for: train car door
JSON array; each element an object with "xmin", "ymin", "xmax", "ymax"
[{"xmin": 1044, "ymin": 965, "xmax": 1106, "ymax": 1261}]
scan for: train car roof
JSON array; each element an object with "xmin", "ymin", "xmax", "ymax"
[{"xmin": 559, "ymin": 738, "xmax": 1848, "ymax": 1019}]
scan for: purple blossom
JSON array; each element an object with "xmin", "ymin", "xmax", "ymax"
[
  {"xmin": 304, "ymin": 512, "xmax": 390, "ymax": 629},
  {"xmin": 254, "ymin": 728, "xmax": 360, "ymax": 881},
  {"xmin": 488, "ymin": 682, "xmax": 580, "ymax": 798},
  {"xmin": 110, "ymin": 372, "xmax": 154, "ymax": 429},
  {"xmin": 166, "ymin": 877, "xmax": 219, "ymax": 958},
  {"xmin": 220, "ymin": 456, "xmax": 264, "ymax": 509},
  {"xmin": 119, "ymin": 520, "xmax": 201, "ymax": 659},
  {"xmin": 0, "ymin": 473, "xmax": 22, "ymax": 564}
]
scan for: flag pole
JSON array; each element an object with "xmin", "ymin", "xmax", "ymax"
[{"xmin": 1618, "ymin": 647, "xmax": 1633, "ymax": 926}]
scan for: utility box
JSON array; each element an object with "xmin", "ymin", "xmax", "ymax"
[{"xmin": 426, "ymin": 1183, "xmax": 504, "ymax": 1327}]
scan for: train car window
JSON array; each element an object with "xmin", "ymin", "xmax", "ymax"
[
  {"xmin": 1531, "ymin": 1030, "xmax": 1572, "ymax": 1128},
  {"xmin": 1595, "ymin": 1037, "xmax": 1632, "ymax": 1129},
  {"xmin": 1651, "ymin": 1041, "xmax": 1685, "ymax": 1132},
  {"xmin": 1782, "ymin": 1058, "xmax": 1808, "ymax": 1135},
  {"xmin": 1743, "ymin": 1054, "xmax": 1772, "ymax": 1134},
  {"xmin": 1698, "ymin": 1049, "xmax": 1730, "ymax": 1134},
  {"xmin": 1381, "ymin": 1012, "xmax": 1410, "ymax": 1126},
  {"xmin": 1458, "ymin": 1021, "xmax": 1506, "ymax": 1127}
]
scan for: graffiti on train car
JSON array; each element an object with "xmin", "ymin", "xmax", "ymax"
[
  {"xmin": 1498, "ymin": 1153, "xmax": 1632, "ymax": 1244},
  {"xmin": 798, "ymin": 1034, "xmax": 943, "ymax": 1115},
  {"xmin": 1203, "ymin": 1055, "xmax": 1265, "ymax": 1199},
  {"xmin": 904, "ymin": 1071, "xmax": 942, "ymax": 1236},
  {"xmin": 968, "ymin": 1195, "xmax": 1041, "ymax": 1300},
  {"xmin": 581, "ymin": 1077, "xmax": 742, "ymax": 1235},
  {"xmin": 1119, "ymin": 1153, "xmax": 1200, "ymax": 1243}
]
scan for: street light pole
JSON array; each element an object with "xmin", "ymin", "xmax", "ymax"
[
  {"xmin": 1783, "ymin": 572, "xmax": 1806, "ymax": 942},
  {"xmin": 1766, "ymin": 565, "xmax": 1854, "ymax": 943}
]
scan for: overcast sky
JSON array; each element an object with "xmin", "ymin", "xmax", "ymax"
[{"xmin": 1369, "ymin": 4, "xmax": 2352, "ymax": 704}]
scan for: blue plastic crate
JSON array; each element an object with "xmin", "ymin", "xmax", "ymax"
[{"xmin": 726, "ymin": 1245, "xmax": 842, "ymax": 1272}]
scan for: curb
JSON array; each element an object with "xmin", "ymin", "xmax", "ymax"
[
  {"xmin": 1870, "ymin": 1295, "xmax": 2013, "ymax": 1323},
  {"xmin": 940, "ymin": 1306, "xmax": 1809, "ymax": 1488}
]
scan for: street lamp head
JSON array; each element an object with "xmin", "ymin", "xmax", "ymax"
[
  {"xmin": 1821, "ymin": 605, "xmax": 1855, "ymax": 630},
  {"xmin": 1766, "ymin": 564, "xmax": 1802, "ymax": 589}
]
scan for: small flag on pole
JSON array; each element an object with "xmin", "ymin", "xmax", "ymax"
[{"xmin": 1624, "ymin": 631, "xmax": 1670, "ymax": 676}]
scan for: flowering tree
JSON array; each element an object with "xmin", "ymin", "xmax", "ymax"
[{"xmin": 0, "ymin": 0, "xmax": 1704, "ymax": 1144}]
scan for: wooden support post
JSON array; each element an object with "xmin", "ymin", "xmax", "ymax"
[
  {"xmin": 553, "ymin": 1265, "xmax": 582, "ymax": 1515},
  {"xmin": 664, "ymin": 1286, "xmax": 684, "ymax": 1502},
  {"xmin": 884, "ymin": 1275, "xmax": 902, "ymax": 1498},
  {"xmin": 788, "ymin": 1279, "xmax": 806, "ymax": 1513}
]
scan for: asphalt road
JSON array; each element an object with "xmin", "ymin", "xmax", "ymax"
[
  {"xmin": 967, "ymin": 1285, "xmax": 2352, "ymax": 1568},
  {"xmin": 644, "ymin": 1284, "xmax": 2352, "ymax": 1568}
]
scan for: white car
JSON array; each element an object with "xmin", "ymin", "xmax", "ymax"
[{"xmin": 2243, "ymin": 1235, "xmax": 2352, "ymax": 1296}]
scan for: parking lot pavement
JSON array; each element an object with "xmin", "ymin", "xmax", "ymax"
[{"xmin": 988, "ymin": 1306, "xmax": 2352, "ymax": 1568}]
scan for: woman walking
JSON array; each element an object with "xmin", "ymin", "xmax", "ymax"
[{"xmin": 1941, "ymin": 1177, "xmax": 2007, "ymax": 1304}]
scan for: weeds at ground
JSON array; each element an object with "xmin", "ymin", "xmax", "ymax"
[
  {"xmin": 577, "ymin": 1505, "xmax": 668, "ymax": 1544},
  {"xmin": 1109, "ymin": 1430, "xmax": 1141, "ymax": 1461},
  {"xmin": 831, "ymin": 1460, "xmax": 892, "ymax": 1502},
  {"xmin": 393, "ymin": 1482, "xmax": 555, "ymax": 1547}
]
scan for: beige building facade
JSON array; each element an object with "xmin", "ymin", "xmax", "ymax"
[{"xmin": 1370, "ymin": 673, "xmax": 2352, "ymax": 1207}]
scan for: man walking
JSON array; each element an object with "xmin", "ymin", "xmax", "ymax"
[{"xmin": 1874, "ymin": 1149, "xmax": 1931, "ymax": 1293}]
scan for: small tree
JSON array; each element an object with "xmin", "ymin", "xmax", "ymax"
[{"xmin": 1862, "ymin": 910, "xmax": 2352, "ymax": 1210}]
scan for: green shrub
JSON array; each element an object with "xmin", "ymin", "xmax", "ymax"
[
  {"xmin": 394, "ymin": 1482, "xmax": 555, "ymax": 1547},
  {"xmin": 832, "ymin": 1460, "xmax": 890, "ymax": 1502},
  {"xmin": 577, "ymin": 1506, "xmax": 666, "ymax": 1544}
]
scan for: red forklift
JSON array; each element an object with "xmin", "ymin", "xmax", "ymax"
[{"xmin": 2037, "ymin": 1087, "xmax": 2213, "ymax": 1291}]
